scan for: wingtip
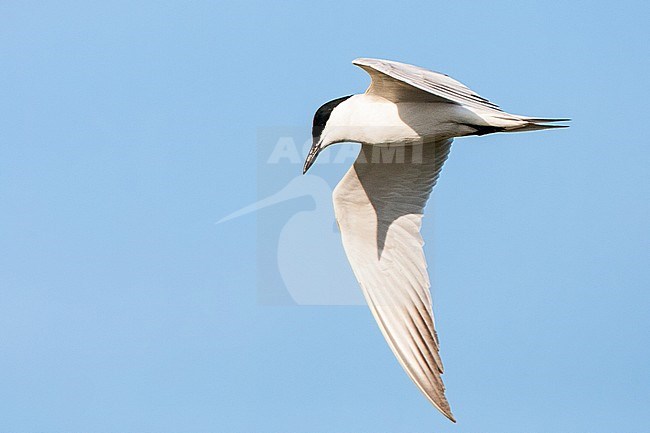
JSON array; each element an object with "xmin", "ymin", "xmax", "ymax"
[
  {"xmin": 541, "ymin": 124, "xmax": 570, "ymax": 129},
  {"xmin": 424, "ymin": 393, "xmax": 456, "ymax": 423},
  {"xmin": 440, "ymin": 405, "xmax": 456, "ymax": 423},
  {"xmin": 521, "ymin": 116, "xmax": 571, "ymax": 123},
  {"xmin": 352, "ymin": 57, "xmax": 375, "ymax": 66}
]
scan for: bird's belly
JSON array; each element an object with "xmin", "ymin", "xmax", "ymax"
[
  {"xmin": 348, "ymin": 101, "xmax": 469, "ymax": 145},
  {"xmin": 353, "ymin": 124, "xmax": 423, "ymax": 146}
]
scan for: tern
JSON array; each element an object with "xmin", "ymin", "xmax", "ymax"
[{"xmin": 302, "ymin": 58, "xmax": 568, "ymax": 422}]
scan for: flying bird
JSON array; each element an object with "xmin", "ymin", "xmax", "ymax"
[{"xmin": 303, "ymin": 58, "xmax": 568, "ymax": 422}]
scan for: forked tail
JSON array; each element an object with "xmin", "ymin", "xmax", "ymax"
[
  {"xmin": 512, "ymin": 115, "xmax": 571, "ymax": 132},
  {"xmin": 476, "ymin": 114, "xmax": 570, "ymax": 134}
]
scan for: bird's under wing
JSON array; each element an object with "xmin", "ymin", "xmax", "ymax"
[
  {"xmin": 333, "ymin": 139, "xmax": 455, "ymax": 422},
  {"xmin": 353, "ymin": 57, "xmax": 503, "ymax": 114}
]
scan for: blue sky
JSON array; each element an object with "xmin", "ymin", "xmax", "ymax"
[{"xmin": 1, "ymin": 1, "xmax": 649, "ymax": 432}]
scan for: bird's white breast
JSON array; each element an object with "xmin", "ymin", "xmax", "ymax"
[{"xmin": 325, "ymin": 94, "xmax": 472, "ymax": 146}]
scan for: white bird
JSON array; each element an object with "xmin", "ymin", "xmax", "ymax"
[{"xmin": 303, "ymin": 58, "xmax": 568, "ymax": 422}]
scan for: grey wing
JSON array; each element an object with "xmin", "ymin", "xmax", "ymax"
[
  {"xmin": 333, "ymin": 140, "xmax": 456, "ymax": 422},
  {"xmin": 353, "ymin": 57, "xmax": 503, "ymax": 113}
]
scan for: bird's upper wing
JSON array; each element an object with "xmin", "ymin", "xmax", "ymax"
[
  {"xmin": 353, "ymin": 57, "xmax": 503, "ymax": 113},
  {"xmin": 333, "ymin": 139, "xmax": 455, "ymax": 421}
]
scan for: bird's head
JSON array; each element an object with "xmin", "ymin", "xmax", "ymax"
[{"xmin": 303, "ymin": 95, "xmax": 353, "ymax": 174}]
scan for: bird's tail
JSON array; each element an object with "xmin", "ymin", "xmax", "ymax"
[
  {"xmin": 509, "ymin": 122, "xmax": 569, "ymax": 132},
  {"xmin": 510, "ymin": 115, "xmax": 570, "ymax": 132},
  {"xmin": 479, "ymin": 114, "xmax": 570, "ymax": 134}
]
